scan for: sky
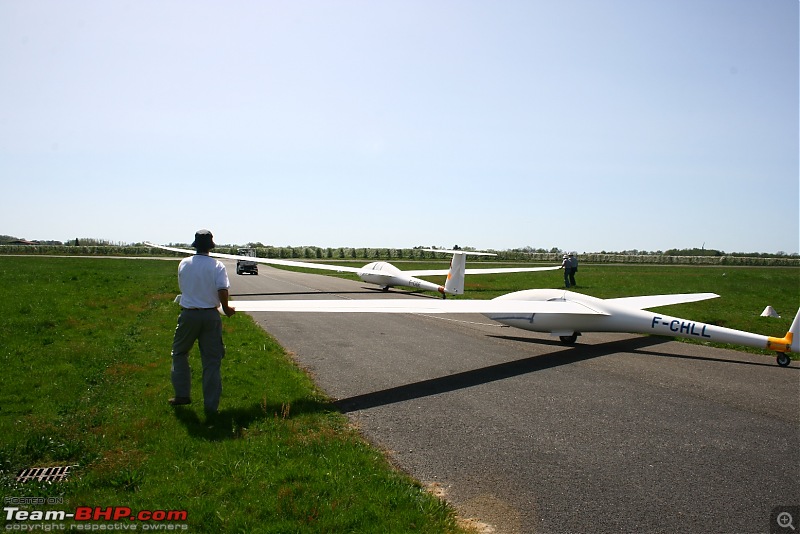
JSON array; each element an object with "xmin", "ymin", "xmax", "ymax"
[{"xmin": 1, "ymin": 0, "xmax": 797, "ymax": 254}]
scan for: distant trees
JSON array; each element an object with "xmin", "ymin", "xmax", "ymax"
[
  {"xmin": 65, "ymin": 237, "xmax": 126, "ymax": 246},
  {"xmin": 0, "ymin": 233, "xmax": 797, "ymax": 262},
  {"xmin": 663, "ymin": 247, "xmax": 724, "ymax": 257}
]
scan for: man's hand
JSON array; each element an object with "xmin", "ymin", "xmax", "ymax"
[{"xmin": 218, "ymin": 289, "xmax": 236, "ymax": 317}]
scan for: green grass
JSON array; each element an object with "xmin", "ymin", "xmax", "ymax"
[{"xmin": 0, "ymin": 257, "xmax": 466, "ymax": 532}]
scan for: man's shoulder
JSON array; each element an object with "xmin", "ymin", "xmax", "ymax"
[{"xmin": 179, "ymin": 254, "xmax": 223, "ymax": 267}]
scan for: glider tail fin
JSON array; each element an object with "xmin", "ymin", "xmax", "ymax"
[
  {"xmin": 789, "ymin": 308, "xmax": 800, "ymax": 353},
  {"xmin": 767, "ymin": 308, "xmax": 800, "ymax": 353},
  {"xmin": 444, "ymin": 253, "xmax": 467, "ymax": 295}
]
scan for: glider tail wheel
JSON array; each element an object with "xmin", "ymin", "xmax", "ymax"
[{"xmin": 777, "ymin": 353, "xmax": 791, "ymax": 367}]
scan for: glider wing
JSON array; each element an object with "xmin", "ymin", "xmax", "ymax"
[
  {"xmin": 605, "ymin": 293, "xmax": 720, "ymax": 310},
  {"xmin": 145, "ymin": 242, "xmax": 363, "ymax": 273},
  {"xmin": 404, "ymin": 266, "xmax": 560, "ymax": 276},
  {"xmin": 229, "ymin": 298, "xmax": 607, "ymax": 315}
]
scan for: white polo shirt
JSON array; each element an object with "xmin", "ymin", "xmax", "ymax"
[{"xmin": 177, "ymin": 254, "xmax": 230, "ymax": 309}]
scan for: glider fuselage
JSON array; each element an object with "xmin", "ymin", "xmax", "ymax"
[
  {"xmin": 357, "ymin": 261, "xmax": 444, "ymax": 294},
  {"xmin": 485, "ymin": 289, "xmax": 796, "ymax": 353}
]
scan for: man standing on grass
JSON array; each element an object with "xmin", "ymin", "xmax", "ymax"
[
  {"xmin": 567, "ymin": 252, "xmax": 578, "ymax": 287},
  {"xmin": 560, "ymin": 254, "xmax": 572, "ymax": 288},
  {"xmin": 169, "ymin": 229, "xmax": 235, "ymax": 416}
]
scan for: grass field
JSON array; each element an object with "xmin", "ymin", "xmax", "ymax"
[
  {"xmin": 0, "ymin": 257, "xmax": 797, "ymax": 532},
  {"xmin": 0, "ymin": 257, "xmax": 466, "ymax": 532}
]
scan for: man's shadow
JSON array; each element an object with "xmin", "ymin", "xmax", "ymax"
[{"xmin": 172, "ymin": 398, "xmax": 336, "ymax": 441}]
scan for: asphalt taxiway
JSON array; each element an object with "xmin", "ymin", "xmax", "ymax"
[{"xmin": 227, "ymin": 262, "xmax": 799, "ymax": 534}]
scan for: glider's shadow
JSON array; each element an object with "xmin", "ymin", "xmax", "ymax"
[
  {"xmin": 334, "ymin": 336, "xmax": 667, "ymax": 413},
  {"xmin": 488, "ymin": 333, "xmax": 791, "ymax": 370},
  {"xmin": 335, "ymin": 335, "xmax": 794, "ymax": 413},
  {"xmin": 626, "ymin": 347, "xmax": 794, "ymax": 369},
  {"xmin": 360, "ymin": 287, "xmax": 440, "ymax": 298}
]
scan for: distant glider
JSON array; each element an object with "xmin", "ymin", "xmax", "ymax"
[
  {"xmin": 146, "ymin": 243, "xmax": 559, "ymax": 298},
  {"xmin": 229, "ymin": 289, "xmax": 799, "ymax": 367}
]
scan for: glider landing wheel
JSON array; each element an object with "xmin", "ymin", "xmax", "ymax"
[
  {"xmin": 777, "ymin": 353, "xmax": 791, "ymax": 367},
  {"xmin": 559, "ymin": 333, "xmax": 579, "ymax": 344}
]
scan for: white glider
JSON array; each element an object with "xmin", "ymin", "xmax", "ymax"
[
  {"xmin": 145, "ymin": 243, "xmax": 559, "ymax": 297},
  {"xmin": 230, "ymin": 289, "xmax": 799, "ymax": 367}
]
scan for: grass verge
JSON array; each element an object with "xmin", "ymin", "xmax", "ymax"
[{"xmin": 0, "ymin": 257, "xmax": 467, "ymax": 532}]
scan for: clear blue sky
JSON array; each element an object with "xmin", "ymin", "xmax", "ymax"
[{"xmin": 1, "ymin": 0, "xmax": 797, "ymax": 254}]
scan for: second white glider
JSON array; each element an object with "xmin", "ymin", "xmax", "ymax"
[{"xmin": 146, "ymin": 243, "xmax": 559, "ymax": 297}]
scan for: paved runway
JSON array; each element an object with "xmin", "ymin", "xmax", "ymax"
[{"xmin": 226, "ymin": 262, "xmax": 799, "ymax": 534}]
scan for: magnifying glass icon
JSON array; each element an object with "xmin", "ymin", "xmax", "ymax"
[{"xmin": 778, "ymin": 511, "xmax": 796, "ymax": 531}]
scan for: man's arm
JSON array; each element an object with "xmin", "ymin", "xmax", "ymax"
[{"xmin": 218, "ymin": 289, "xmax": 236, "ymax": 317}]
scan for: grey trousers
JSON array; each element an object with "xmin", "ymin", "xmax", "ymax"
[{"xmin": 171, "ymin": 308, "xmax": 225, "ymax": 412}]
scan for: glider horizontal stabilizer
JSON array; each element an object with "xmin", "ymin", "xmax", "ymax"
[{"xmin": 422, "ymin": 248, "xmax": 497, "ymax": 256}]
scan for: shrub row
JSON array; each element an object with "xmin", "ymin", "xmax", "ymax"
[{"xmin": 1, "ymin": 245, "xmax": 798, "ymax": 267}]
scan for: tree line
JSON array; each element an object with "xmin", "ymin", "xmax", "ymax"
[{"xmin": 0, "ymin": 240, "xmax": 797, "ymax": 266}]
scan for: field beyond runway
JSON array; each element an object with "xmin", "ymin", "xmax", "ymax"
[{"xmin": 230, "ymin": 263, "xmax": 800, "ymax": 533}]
